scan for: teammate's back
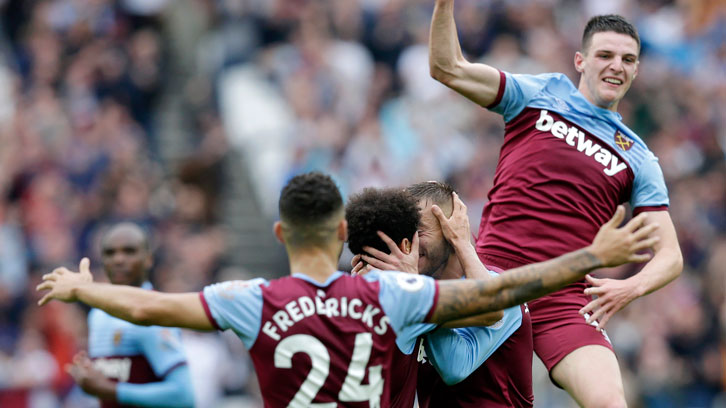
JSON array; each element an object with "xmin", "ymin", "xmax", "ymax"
[{"xmin": 201, "ymin": 270, "xmax": 437, "ymax": 407}]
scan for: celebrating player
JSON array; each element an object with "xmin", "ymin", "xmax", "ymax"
[
  {"xmin": 66, "ymin": 223, "xmax": 194, "ymax": 408},
  {"xmin": 38, "ymin": 172, "xmax": 657, "ymax": 407},
  {"xmin": 429, "ymin": 5, "xmax": 683, "ymax": 406},
  {"xmin": 408, "ymin": 182, "xmax": 532, "ymax": 407},
  {"xmin": 345, "ymin": 186, "xmax": 521, "ymax": 408}
]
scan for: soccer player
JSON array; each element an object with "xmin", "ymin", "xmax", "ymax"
[
  {"xmin": 429, "ymin": 5, "xmax": 683, "ymax": 406},
  {"xmin": 65, "ymin": 223, "xmax": 194, "ymax": 408},
  {"xmin": 38, "ymin": 172, "xmax": 657, "ymax": 407},
  {"xmin": 346, "ymin": 185, "xmax": 523, "ymax": 408}
]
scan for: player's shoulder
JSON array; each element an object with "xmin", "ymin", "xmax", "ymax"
[
  {"xmin": 363, "ymin": 270, "xmax": 432, "ymax": 293},
  {"xmin": 508, "ymin": 71, "xmax": 573, "ymax": 89},
  {"xmin": 206, "ymin": 277, "xmax": 268, "ymax": 293}
]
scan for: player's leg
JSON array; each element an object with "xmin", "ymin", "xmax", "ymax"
[
  {"xmin": 550, "ymin": 345, "xmax": 626, "ymax": 408},
  {"xmin": 529, "ymin": 286, "xmax": 626, "ymax": 408}
]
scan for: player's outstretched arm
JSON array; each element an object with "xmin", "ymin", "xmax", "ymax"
[
  {"xmin": 580, "ymin": 210, "xmax": 683, "ymax": 329},
  {"xmin": 37, "ymin": 258, "xmax": 215, "ymax": 331},
  {"xmin": 429, "ymin": 0, "xmax": 501, "ymax": 107},
  {"xmin": 429, "ymin": 206, "xmax": 660, "ymax": 324}
]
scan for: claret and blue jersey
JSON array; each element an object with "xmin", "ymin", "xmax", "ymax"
[
  {"xmin": 200, "ymin": 269, "xmax": 523, "ymax": 407},
  {"xmin": 87, "ymin": 308, "xmax": 190, "ymax": 408},
  {"xmin": 200, "ymin": 270, "xmax": 439, "ymax": 408},
  {"xmin": 477, "ymin": 71, "xmax": 670, "ymax": 267}
]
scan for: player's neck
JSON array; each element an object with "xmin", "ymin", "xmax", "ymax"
[
  {"xmin": 436, "ymin": 255, "xmax": 465, "ymax": 280},
  {"xmin": 578, "ymin": 82, "xmax": 620, "ymax": 112},
  {"xmin": 287, "ymin": 247, "xmax": 340, "ymax": 284}
]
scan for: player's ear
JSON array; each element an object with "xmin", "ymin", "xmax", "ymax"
[
  {"xmin": 633, "ymin": 60, "xmax": 639, "ymax": 79},
  {"xmin": 337, "ymin": 219, "xmax": 348, "ymax": 242},
  {"xmin": 399, "ymin": 238, "xmax": 412, "ymax": 254},
  {"xmin": 574, "ymin": 51, "xmax": 585, "ymax": 73},
  {"xmin": 273, "ymin": 221, "xmax": 285, "ymax": 244}
]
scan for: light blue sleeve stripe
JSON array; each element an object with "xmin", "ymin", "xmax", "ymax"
[
  {"xmin": 137, "ymin": 326, "xmax": 187, "ymax": 377},
  {"xmin": 492, "ymin": 72, "xmax": 562, "ymax": 123},
  {"xmin": 630, "ymin": 152, "xmax": 669, "ymax": 208},
  {"xmin": 116, "ymin": 365, "xmax": 194, "ymax": 407},
  {"xmin": 367, "ymin": 271, "xmax": 438, "ymax": 354},
  {"xmin": 202, "ymin": 279, "xmax": 266, "ymax": 349},
  {"xmin": 424, "ymin": 305, "xmax": 522, "ymax": 385}
]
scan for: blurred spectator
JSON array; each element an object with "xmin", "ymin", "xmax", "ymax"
[{"xmin": 1, "ymin": 0, "xmax": 724, "ymax": 406}]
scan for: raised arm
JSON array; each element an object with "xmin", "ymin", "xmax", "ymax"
[
  {"xmin": 37, "ymin": 258, "xmax": 214, "ymax": 331},
  {"xmin": 429, "ymin": 0, "xmax": 502, "ymax": 107},
  {"xmin": 430, "ymin": 206, "xmax": 660, "ymax": 324},
  {"xmin": 580, "ymin": 210, "xmax": 683, "ymax": 329}
]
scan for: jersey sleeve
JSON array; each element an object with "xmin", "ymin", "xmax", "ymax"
[
  {"xmin": 370, "ymin": 271, "xmax": 438, "ymax": 354},
  {"xmin": 200, "ymin": 279, "xmax": 266, "ymax": 349},
  {"xmin": 116, "ymin": 365, "xmax": 194, "ymax": 407},
  {"xmin": 423, "ymin": 305, "xmax": 522, "ymax": 385},
  {"xmin": 489, "ymin": 72, "xmax": 560, "ymax": 123},
  {"xmin": 136, "ymin": 326, "xmax": 188, "ymax": 378},
  {"xmin": 630, "ymin": 152, "xmax": 669, "ymax": 211}
]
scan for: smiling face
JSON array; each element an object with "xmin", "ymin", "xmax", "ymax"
[
  {"xmin": 575, "ymin": 31, "xmax": 639, "ymax": 111},
  {"xmin": 416, "ymin": 199, "xmax": 453, "ymax": 278},
  {"xmin": 101, "ymin": 224, "xmax": 151, "ymax": 287}
]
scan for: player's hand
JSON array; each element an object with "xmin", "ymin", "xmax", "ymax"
[
  {"xmin": 587, "ymin": 206, "xmax": 660, "ymax": 267},
  {"xmin": 67, "ymin": 351, "xmax": 116, "ymax": 400},
  {"xmin": 36, "ymin": 257, "xmax": 94, "ymax": 306},
  {"xmin": 350, "ymin": 255, "xmax": 374, "ymax": 276},
  {"xmin": 360, "ymin": 231, "xmax": 419, "ymax": 274},
  {"xmin": 579, "ymin": 275, "xmax": 638, "ymax": 330},
  {"xmin": 431, "ymin": 192, "xmax": 472, "ymax": 248}
]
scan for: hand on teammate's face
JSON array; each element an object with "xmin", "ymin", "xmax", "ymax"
[
  {"xmin": 350, "ymin": 255, "xmax": 374, "ymax": 276},
  {"xmin": 588, "ymin": 206, "xmax": 660, "ymax": 267},
  {"xmin": 431, "ymin": 192, "xmax": 472, "ymax": 247},
  {"xmin": 356, "ymin": 231, "xmax": 420, "ymax": 275}
]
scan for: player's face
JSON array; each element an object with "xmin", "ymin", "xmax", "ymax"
[
  {"xmin": 575, "ymin": 31, "xmax": 639, "ymax": 111},
  {"xmin": 101, "ymin": 229, "xmax": 150, "ymax": 286},
  {"xmin": 416, "ymin": 201, "xmax": 452, "ymax": 278}
]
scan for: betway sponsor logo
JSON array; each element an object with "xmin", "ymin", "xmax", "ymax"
[
  {"xmin": 535, "ymin": 110, "xmax": 627, "ymax": 176},
  {"xmin": 93, "ymin": 357, "xmax": 131, "ymax": 382}
]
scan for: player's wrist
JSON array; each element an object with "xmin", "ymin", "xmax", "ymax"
[{"xmin": 581, "ymin": 246, "xmax": 605, "ymax": 269}]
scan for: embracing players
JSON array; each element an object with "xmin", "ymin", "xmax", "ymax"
[
  {"xmin": 37, "ymin": 172, "xmax": 658, "ymax": 407},
  {"xmin": 429, "ymin": 4, "xmax": 683, "ymax": 407}
]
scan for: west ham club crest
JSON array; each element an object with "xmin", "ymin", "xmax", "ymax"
[{"xmin": 614, "ymin": 131, "xmax": 633, "ymax": 151}]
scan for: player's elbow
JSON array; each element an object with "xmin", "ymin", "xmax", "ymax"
[
  {"xmin": 128, "ymin": 299, "xmax": 168, "ymax": 326},
  {"xmin": 429, "ymin": 58, "xmax": 463, "ymax": 86},
  {"xmin": 670, "ymin": 249, "xmax": 684, "ymax": 278},
  {"xmin": 429, "ymin": 64, "xmax": 456, "ymax": 86},
  {"xmin": 128, "ymin": 306, "xmax": 155, "ymax": 326}
]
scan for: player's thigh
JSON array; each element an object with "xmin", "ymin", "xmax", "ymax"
[{"xmin": 550, "ymin": 345, "xmax": 626, "ymax": 408}]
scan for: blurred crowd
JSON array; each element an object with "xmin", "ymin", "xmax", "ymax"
[{"xmin": 0, "ymin": 0, "xmax": 724, "ymax": 407}]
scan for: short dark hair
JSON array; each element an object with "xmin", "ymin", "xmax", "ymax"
[
  {"xmin": 582, "ymin": 15, "xmax": 640, "ymax": 53},
  {"xmin": 346, "ymin": 188, "xmax": 420, "ymax": 256},
  {"xmin": 279, "ymin": 172, "xmax": 344, "ymax": 246},
  {"xmin": 406, "ymin": 181, "xmax": 455, "ymax": 208}
]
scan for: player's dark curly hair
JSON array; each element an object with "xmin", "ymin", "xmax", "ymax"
[
  {"xmin": 279, "ymin": 172, "xmax": 343, "ymax": 246},
  {"xmin": 346, "ymin": 188, "xmax": 420, "ymax": 256},
  {"xmin": 582, "ymin": 15, "xmax": 640, "ymax": 53}
]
